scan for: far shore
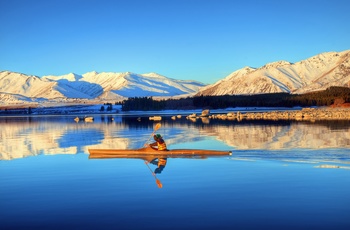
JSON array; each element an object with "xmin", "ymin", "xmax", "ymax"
[{"xmin": 1, "ymin": 103, "xmax": 350, "ymax": 121}]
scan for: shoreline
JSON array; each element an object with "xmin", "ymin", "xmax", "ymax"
[{"xmin": 1, "ymin": 104, "xmax": 350, "ymax": 121}]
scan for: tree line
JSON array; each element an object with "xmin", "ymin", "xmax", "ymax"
[{"xmin": 121, "ymin": 86, "xmax": 350, "ymax": 111}]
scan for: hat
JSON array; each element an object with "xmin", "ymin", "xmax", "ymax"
[{"xmin": 154, "ymin": 134, "xmax": 162, "ymax": 139}]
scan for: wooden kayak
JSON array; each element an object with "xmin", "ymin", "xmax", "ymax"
[{"xmin": 88, "ymin": 146, "xmax": 232, "ymax": 161}]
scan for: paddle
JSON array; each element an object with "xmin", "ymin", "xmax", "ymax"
[
  {"xmin": 143, "ymin": 123, "xmax": 163, "ymax": 188},
  {"xmin": 145, "ymin": 161, "xmax": 163, "ymax": 188},
  {"xmin": 143, "ymin": 123, "xmax": 161, "ymax": 148}
]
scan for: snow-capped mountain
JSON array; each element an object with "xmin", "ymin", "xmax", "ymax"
[
  {"xmin": 1, "ymin": 49, "xmax": 350, "ymax": 106},
  {"xmin": 0, "ymin": 71, "xmax": 205, "ymax": 103},
  {"xmin": 197, "ymin": 50, "xmax": 350, "ymax": 96}
]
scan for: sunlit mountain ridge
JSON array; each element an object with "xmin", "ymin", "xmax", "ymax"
[
  {"xmin": 197, "ymin": 49, "xmax": 350, "ymax": 95},
  {"xmin": 0, "ymin": 71, "xmax": 205, "ymax": 105}
]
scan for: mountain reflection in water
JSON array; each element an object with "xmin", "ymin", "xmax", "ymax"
[{"xmin": 1, "ymin": 115, "xmax": 350, "ymax": 162}]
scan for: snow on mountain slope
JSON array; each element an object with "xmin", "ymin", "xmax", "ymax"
[
  {"xmin": 43, "ymin": 71, "xmax": 205, "ymax": 98},
  {"xmin": 0, "ymin": 71, "xmax": 64, "ymax": 98},
  {"xmin": 43, "ymin": 73, "xmax": 83, "ymax": 82},
  {"xmin": 0, "ymin": 93, "xmax": 39, "ymax": 105},
  {"xmin": 0, "ymin": 70, "xmax": 206, "ymax": 103},
  {"xmin": 114, "ymin": 72, "xmax": 204, "ymax": 97},
  {"xmin": 197, "ymin": 50, "xmax": 350, "ymax": 96},
  {"xmin": 42, "ymin": 73, "xmax": 104, "ymax": 98}
]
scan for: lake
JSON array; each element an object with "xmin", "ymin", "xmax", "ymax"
[{"xmin": 1, "ymin": 113, "xmax": 350, "ymax": 230}]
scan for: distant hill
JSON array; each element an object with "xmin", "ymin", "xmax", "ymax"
[{"xmin": 196, "ymin": 50, "xmax": 350, "ymax": 96}]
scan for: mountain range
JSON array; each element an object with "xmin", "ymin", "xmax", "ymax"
[
  {"xmin": 197, "ymin": 49, "xmax": 350, "ymax": 96},
  {"xmin": 0, "ymin": 49, "xmax": 349, "ymax": 105},
  {"xmin": 0, "ymin": 71, "xmax": 205, "ymax": 104}
]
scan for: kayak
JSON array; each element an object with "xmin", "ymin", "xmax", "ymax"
[{"xmin": 88, "ymin": 146, "xmax": 231, "ymax": 161}]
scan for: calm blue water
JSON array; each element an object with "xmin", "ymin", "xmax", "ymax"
[{"xmin": 1, "ymin": 115, "xmax": 350, "ymax": 229}]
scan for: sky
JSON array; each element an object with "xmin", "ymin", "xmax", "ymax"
[{"xmin": 0, "ymin": 0, "xmax": 349, "ymax": 84}]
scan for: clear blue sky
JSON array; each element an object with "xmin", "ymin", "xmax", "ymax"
[{"xmin": 0, "ymin": 0, "xmax": 349, "ymax": 84}]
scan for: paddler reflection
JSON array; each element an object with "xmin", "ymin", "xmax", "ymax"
[{"xmin": 149, "ymin": 158, "xmax": 167, "ymax": 174}]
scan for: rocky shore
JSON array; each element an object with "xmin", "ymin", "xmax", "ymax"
[{"xmin": 185, "ymin": 108, "xmax": 350, "ymax": 121}]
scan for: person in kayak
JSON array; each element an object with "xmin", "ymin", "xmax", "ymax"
[
  {"xmin": 149, "ymin": 134, "xmax": 167, "ymax": 151},
  {"xmin": 148, "ymin": 134, "xmax": 168, "ymax": 174}
]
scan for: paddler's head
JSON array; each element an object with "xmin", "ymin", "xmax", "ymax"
[{"xmin": 154, "ymin": 134, "xmax": 162, "ymax": 140}]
